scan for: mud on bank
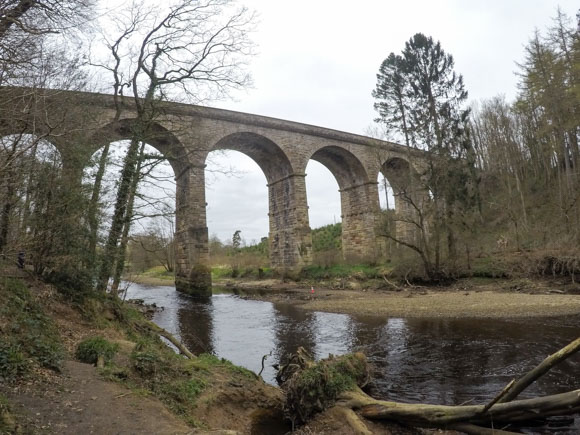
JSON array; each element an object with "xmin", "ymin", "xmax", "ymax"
[{"xmin": 215, "ymin": 277, "xmax": 580, "ymax": 318}]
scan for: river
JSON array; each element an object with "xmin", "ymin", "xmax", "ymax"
[{"xmin": 124, "ymin": 283, "xmax": 580, "ymax": 433}]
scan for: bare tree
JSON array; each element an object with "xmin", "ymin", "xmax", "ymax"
[{"xmin": 93, "ymin": 0, "xmax": 255, "ymax": 292}]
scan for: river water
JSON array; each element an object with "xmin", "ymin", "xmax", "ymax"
[{"xmin": 124, "ymin": 283, "xmax": 580, "ymax": 433}]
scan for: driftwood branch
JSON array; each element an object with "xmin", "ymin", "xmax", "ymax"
[
  {"xmin": 382, "ymin": 274, "xmax": 404, "ymax": 291},
  {"xmin": 482, "ymin": 379, "xmax": 515, "ymax": 412},
  {"xmin": 497, "ymin": 337, "xmax": 580, "ymax": 403},
  {"xmin": 281, "ymin": 339, "xmax": 580, "ymax": 433},
  {"xmin": 447, "ymin": 422, "xmax": 519, "ymax": 435},
  {"xmin": 145, "ymin": 320, "xmax": 194, "ymax": 359}
]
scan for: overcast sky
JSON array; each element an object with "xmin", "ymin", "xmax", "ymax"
[{"xmin": 200, "ymin": 0, "xmax": 579, "ymax": 244}]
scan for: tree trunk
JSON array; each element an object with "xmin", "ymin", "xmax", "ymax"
[
  {"xmin": 87, "ymin": 141, "xmax": 111, "ymax": 268},
  {"xmin": 97, "ymin": 137, "xmax": 142, "ymax": 292},
  {"xmin": 111, "ymin": 141, "xmax": 146, "ymax": 293}
]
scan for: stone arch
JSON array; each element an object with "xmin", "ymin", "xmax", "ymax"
[
  {"xmin": 87, "ymin": 118, "xmax": 189, "ymax": 176},
  {"xmin": 205, "ymin": 132, "xmax": 311, "ymax": 274},
  {"xmin": 211, "ymin": 132, "xmax": 294, "ymax": 183},
  {"xmin": 310, "ymin": 146, "xmax": 370, "ymax": 190},
  {"xmin": 83, "ymin": 119, "xmax": 200, "ymax": 294},
  {"xmin": 381, "ymin": 157, "xmax": 414, "ymax": 191},
  {"xmin": 308, "ymin": 146, "xmax": 380, "ymax": 263}
]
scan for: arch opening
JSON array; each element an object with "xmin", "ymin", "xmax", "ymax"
[
  {"xmin": 377, "ymin": 173, "xmax": 396, "ymax": 211},
  {"xmin": 75, "ymin": 118, "xmax": 188, "ymax": 295},
  {"xmin": 204, "ymin": 149, "xmax": 269, "ymax": 272},
  {"xmin": 305, "ymin": 160, "xmax": 341, "ymax": 266},
  {"xmin": 308, "ymin": 146, "xmax": 377, "ymax": 264},
  {"xmin": 380, "ymin": 157, "xmax": 424, "ymax": 249},
  {"xmin": 207, "ymin": 132, "xmax": 311, "ymax": 274}
]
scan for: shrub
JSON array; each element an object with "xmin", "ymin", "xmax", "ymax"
[
  {"xmin": 75, "ymin": 337, "xmax": 119, "ymax": 365},
  {"xmin": 0, "ymin": 343, "xmax": 29, "ymax": 379},
  {"xmin": 132, "ymin": 351, "xmax": 162, "ymax": 376},
  {"xmin": 161, "ymin": 378, "xmax": 206, "ymax": 404}
]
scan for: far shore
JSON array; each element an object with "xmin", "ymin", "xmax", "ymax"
[{"xmin": 127, "ymin": 274, "xmax": 580, "ymax": 319}]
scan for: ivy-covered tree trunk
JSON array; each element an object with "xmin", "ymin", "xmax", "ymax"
[
  {"xmin": 86, "ymin": 141, "xmax": 111, "ymax": 269},
  {"xmin": 111, "ymin": 141, "xmax": 146, "ymax": 294},
  {"xmin": 97, "ymin": 136, "xmax": 142, "ymax": 292}
]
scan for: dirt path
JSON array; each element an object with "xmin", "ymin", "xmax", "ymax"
[{"xmin": 3, "ymin": 361, "xmax": 193, "ymax": 435}]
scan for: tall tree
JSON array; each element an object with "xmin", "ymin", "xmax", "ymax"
[
  {"xmin": 373, "ymin": 33, "xmax": 476, "ymax": 278},
  {"xmin": 372, "ymin": 53, "xmax": 411, "ymax": 147}
]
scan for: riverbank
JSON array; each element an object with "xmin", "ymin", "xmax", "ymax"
[
  {"xmin": 213, "ymin": 276, "xmax": 580, "ymax": 318},
  {"xmin": 129, "ymin": 270, "xmax": 580, "ymax": 318},
  {"xmin": 0, "ymin": 276, "xmax": 287, "ymax": 434}
]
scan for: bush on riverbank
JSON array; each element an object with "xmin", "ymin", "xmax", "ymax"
[
  {"xmin": 76, "ymin": 336, "xmax": 120, "ymax": 365},
  {"xmin": 212, "ymin": 265, "xmax": 274, "ymax": 280}
]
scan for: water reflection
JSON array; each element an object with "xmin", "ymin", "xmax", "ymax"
[
  {"xmin": 124, "ymin": 283, "xmax": 579, "ymax": 431},
  {"xmin": 271, "ymin": 303, "xmax": 316, "ymax": 370}
]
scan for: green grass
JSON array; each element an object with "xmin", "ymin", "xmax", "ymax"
[
  {"xmin": 186, "ymin": 353, "xmax": 256, "ymax": 379},
  {"xmin": 211, "ymin": 266, "xmax": 234, "ymax": 279},
  {"xmin": 211, "ymin": 266, "xmax": 273, "ymax": 280},
  {"xmin": 140, "ymin": 266, "xmax": 174, "ymax": 281}
]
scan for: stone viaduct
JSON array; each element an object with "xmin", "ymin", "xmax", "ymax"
[{"xmin": 0, "ymin": 87, "xmax": 426, "ymax": 297}]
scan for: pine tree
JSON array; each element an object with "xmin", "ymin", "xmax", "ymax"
[{"xmin": 373, "ymin": 33, "xmax": 477, "ymax": 278}]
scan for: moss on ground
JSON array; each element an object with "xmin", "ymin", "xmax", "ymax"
[
  {"xmin": 71, "ymin": 292, "xmax": 262, "ymax": 425},
  {"xmin": 0, "ymin": 278, "xmax": 64, "ymax": 379}
]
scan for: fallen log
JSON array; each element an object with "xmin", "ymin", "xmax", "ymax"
[{"xmin": 339, "ymin": 387, "xmax": 580, "ymax": 426}]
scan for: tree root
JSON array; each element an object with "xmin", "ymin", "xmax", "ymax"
[
  {"xmin": 336, "ymin": 407, "xmax": 373, "ymax": 435},
  {"xmin": 281, "ymin": 337, "xmax": 580, "ymax": 433}
]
